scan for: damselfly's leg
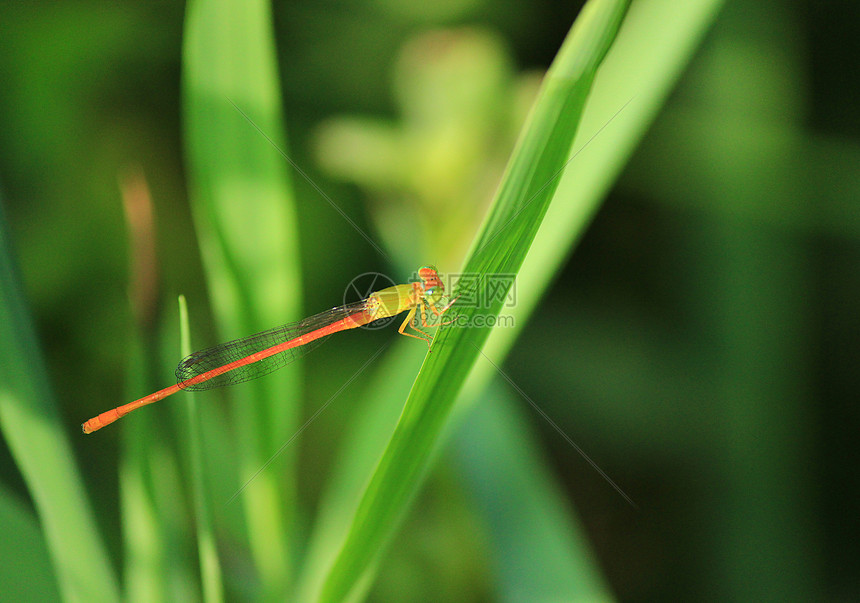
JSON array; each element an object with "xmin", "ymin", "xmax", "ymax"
[
  {"xmin": 410, "ymin": 302, "xmax": 436, "ymax": 339},
  {"xmin": 428, "ymin": 295, "xmax": 460, "ymax": 326},
  {"xmin": 398, "ymin": 306, "xmax": 433, "ymax": 346},
  {"xmin": 418, "ymin": 298, "xmax": 432, "ymax": 327}
]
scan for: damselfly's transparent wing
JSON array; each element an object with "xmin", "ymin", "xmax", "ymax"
[{"xmin": 175, "ymin": 301, "xmax": 368, "ymax": 390}]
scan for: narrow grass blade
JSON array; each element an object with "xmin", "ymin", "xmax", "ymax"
[
  {"xmin": 120, "ymin": 345, "xmax": 170, "ymax": 603},
  {"xmin": 0, "ymin": 201, "xmax": 120, "ymax": 601},
  {"xmin": 179, "ymin": 296, "xmax": 224, "ymax": 603},
  {"xmin": 316, "ymin": 2, "xmax": 631, "ymax": 601},
  {"xmin": 455, "ymin": 1, "xmax": 726, "ymax": 599},
  {"xmin": 116, "ymin": 166, "xmax": 187, "ymax": 603},
  {"xmin": 490, "ymin": 0, "xmax": 727, "ymax": 357}
]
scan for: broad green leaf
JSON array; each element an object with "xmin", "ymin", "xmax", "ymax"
[
  {"xmin": 0, "ymin": 486, "xmax": 62, "ymax": 602},
  {"xmin": 183, "ymin": 0, "xmax": 302, "ymax": 596},
  {"xmin": 0, "ymin": 200, "xmax": 119, "ymax": 602}
]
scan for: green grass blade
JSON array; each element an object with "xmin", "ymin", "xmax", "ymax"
[
  {"xmin": 492, "ymin": 0, "xmax": 726, "ymax": 355},
  {"xmin": 179, "ymin": 296, "xmax": 224, "ymax": 603},
  {"xmin": 120, "ymin": 343, "xmax": 170, "ymax": 603},
  {"xmin": 0, "ymin": 201, "xmax": 120, "ymax": 602},
  {"xmin": 182, "ymin": 0, "xmax": 302, "ymax": 596},
  {"xmin": 454, "ymin": 1, "xmax": 726, "ymax": 598},
  {"xmin": 316, "ymin": 2, "xmax": 631, "ymax": 601}
]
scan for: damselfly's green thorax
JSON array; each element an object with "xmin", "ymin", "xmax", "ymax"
[{"xmin": 364, "ymin": 266, "xmax": 448, "ymax": 320}]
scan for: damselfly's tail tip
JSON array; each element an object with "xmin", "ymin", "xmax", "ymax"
[{"xmin": 81, "ymin": 421, "xmax": 95, "ymax": 435}]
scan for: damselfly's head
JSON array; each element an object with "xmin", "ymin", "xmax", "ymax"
[{"xmin": 418, "ymin": 265, "xmax": 444, "ymax": 295}]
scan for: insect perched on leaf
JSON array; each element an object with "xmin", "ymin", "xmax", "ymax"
[{"xmin": 82, "ymin": 266, "xmax": 457, "ymax": 433}]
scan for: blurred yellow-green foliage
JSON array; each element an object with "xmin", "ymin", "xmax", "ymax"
[{"xmin": 1, "ymin": 0, "xmax": 859, "ymax": 601}]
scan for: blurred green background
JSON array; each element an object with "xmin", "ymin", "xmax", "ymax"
[{"xmin": 1, "ymin": 0, "xmax": 858, "ymax": 601}]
